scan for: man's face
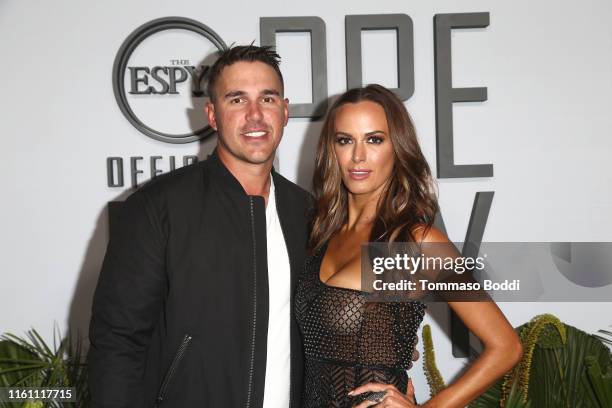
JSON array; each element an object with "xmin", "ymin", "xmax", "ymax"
[{"xmin": 206, "ymin": 61, "xmax": 289, "ymax": 167}]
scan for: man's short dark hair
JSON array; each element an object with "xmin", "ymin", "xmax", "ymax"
[{"xmin": 206, "ymin": 44, "xmax": 284, "ymax": 102}]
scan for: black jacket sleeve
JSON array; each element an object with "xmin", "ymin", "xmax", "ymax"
[{"xmin": 87, "ymin": 189, "xmax": 167, "ymax": 408}]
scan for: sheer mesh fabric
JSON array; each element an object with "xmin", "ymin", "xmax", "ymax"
[{"xmin": 295, "ymin": 244, "xmax": 426, "ymax": 407}]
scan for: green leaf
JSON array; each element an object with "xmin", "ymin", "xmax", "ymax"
[
  {"xmin": 0, "ymin": 340, "xmax": 43, "ymax": 387},
  {"xmin": 0, "ymin": 328, "xmax": 90, "ymax": 407},
  {"xmin": 585, "ymin": 355, "xmax": 612, "ymax": 408},
  {"xmin": 469, "ymin": 316, "xmax": 612, "ymax": 408},
  {"xmin": 504, "ymin": 382, "xmax": 531, "ymax": 408}
]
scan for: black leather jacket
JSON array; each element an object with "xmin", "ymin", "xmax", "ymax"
[{"xmin": 88, "ymin": 150, "xmax": 310, "ymax": 407}]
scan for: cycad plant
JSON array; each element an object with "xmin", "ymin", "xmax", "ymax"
[
  {"xmin": 0, "ymin": 327, "xmax": 89, "ymax": 407},
  {"xmin": 422, "ymin": 314, "xmax": 612, "ymax": 408}
]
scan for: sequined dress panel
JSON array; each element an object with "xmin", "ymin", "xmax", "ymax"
[{"xmin": 295, "ymin": 245, "xmax": 426, "ymax": 408}]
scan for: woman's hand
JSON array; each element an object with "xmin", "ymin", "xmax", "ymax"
[{"xmin": 349, "ymin": 378, "xmax": 419, "ymax": 407}]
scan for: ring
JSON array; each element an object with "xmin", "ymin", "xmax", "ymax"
[{"xmin": 366, "ymin": 390, "xmax": 387, "ymax": 402}]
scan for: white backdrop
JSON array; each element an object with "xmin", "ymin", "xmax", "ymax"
[{"xmin": 1, "ymin": 0, "xmax": 611, "ymax": 400}]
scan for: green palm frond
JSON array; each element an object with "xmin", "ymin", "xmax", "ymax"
[
  {"xmin": 501, "ymin": 313, "xmax": 565, "ymax": 405},
  {"xmin": 0, "ymin": 326, "xmax": 89, "ymax": 407},
  {"xmin": 593, "ymin": 326, "xmax": 612, "ymax": 347},
  {"xmin": 585, "ymin": 356, "xmax": 612, "ymax": 408},
  {"xmin": 469, "ymin": 314, "xmax": 612, "ymax": 408}
]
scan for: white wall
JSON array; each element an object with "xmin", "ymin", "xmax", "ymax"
[{"xmin": 1, "ymin": 0, "xmax": 611, "ymax": 400}]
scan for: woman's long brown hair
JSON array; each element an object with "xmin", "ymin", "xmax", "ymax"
[{"xmin": 309, "ymin": 84, "xmax": 438, "ymax": 253}]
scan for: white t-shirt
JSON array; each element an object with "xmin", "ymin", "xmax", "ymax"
[{"xmin": 262, "ymin": 176, "xmax": 291, "ymax": 408}]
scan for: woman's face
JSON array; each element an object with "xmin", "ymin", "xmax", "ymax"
[{"xmin": 333, "ymin": 100, "xmax": 395, "ymax": 198}]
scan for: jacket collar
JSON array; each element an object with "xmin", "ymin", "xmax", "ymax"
[
  {"xmin": 205, "ymin": 148, "xmax": 281, "ymax": 197},
  {"xmin": 205, "ymin": 148, "xmax": 249, "ymax": 196}
]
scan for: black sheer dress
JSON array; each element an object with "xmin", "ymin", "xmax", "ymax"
[{"xmin": 295, "ymin": 244, "xmax": 426, "ymax": 408}]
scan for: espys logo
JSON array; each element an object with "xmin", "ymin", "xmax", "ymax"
[{"xmin": 112, "ymin": 17, "xmax": 227, "ymax": 143}]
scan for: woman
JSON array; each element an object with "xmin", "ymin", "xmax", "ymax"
[{"xmin": 295, "ymin": 84, "xmax": 522, "ymax": 407}]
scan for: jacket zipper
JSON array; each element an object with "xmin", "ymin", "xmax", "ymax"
[
  {"xmin": 274, "ymin": 186, "xmax": 294, "ymax": 408},
  {"xmin": 156, "ymin": 333, "xmax": 192, "ymax": 406},
  {"xmin": 245, "ymin": 197, "xmax": 258, "ymax": 408}
]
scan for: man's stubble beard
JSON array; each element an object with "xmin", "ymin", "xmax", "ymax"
[{"xmin": 217, "ymin": 132, "xmax": 280, "ymax": 166}]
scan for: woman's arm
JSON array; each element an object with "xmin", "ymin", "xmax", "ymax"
[
  {"xmin": 351, "ymin": 226, "xmax": 522, "ymax": 407},
  {"xmin": 418, "ymin": 226, "xmax": 523, "ymax": 408},
  {"xmin": 423, "ymin": 301, "xmax": 523, "ymax": 407}
]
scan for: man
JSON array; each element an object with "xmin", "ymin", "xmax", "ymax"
[{"xmin": 88, "ymin": 45, "xmax": 310, "ymax": 407}]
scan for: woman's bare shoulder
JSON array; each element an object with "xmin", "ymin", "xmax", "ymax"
[{"xmin": 411, "ymin": 223, "xmax": 450, "ymax": 243}]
